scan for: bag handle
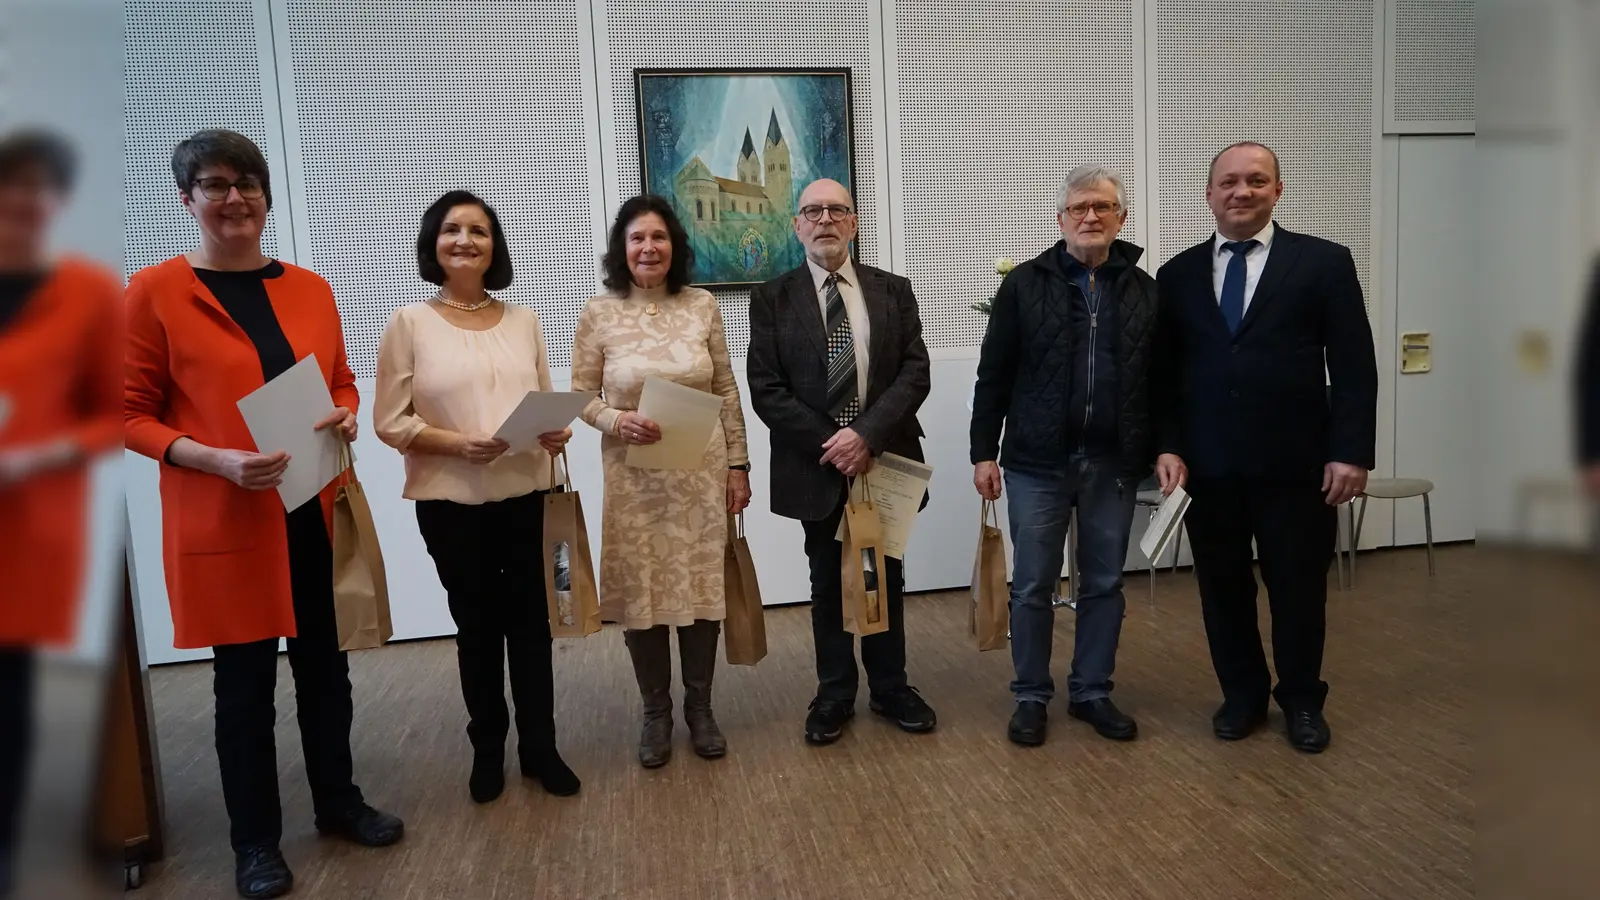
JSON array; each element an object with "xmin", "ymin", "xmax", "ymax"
[
  {"xmin": 845, "ymin": 474, "xmax": 871, "ymax": 512},
  {"xmin": 548, "ymin": 448, "xmax": 572, "ymax": 492},
  {"xmin": 729, "ymin": 512, "xmax": 746, "ymax": 540},
  {"xmin": 335, "ymin": 437, "xmax": 356, "ymax": 489},
  {"xmin": 979, "ymin": 498, "xmax": 1000, "ymax": 530}
]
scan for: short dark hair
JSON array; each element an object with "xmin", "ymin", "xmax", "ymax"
[
  {"xmin": 416, "ymin": 190, "xmax": 514, "ymax": 291},
  {"xmin": 1208, "ymin": 141, "xmax": 1281, "ymax": 183},
  {"xmin": 171, "ymin": 129, "xmax": 272, "ymax": 209},
  {"xmin": 0, "ymin": 129, "xmax": 76, "ymax": 191},
  {"xmin": 602, "ymin": 194, "xmax": 693, "ymax": 295}
]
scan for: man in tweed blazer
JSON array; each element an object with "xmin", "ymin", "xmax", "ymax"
[{"xmin": 747, "ymin": 178, "xmax": 936, "ymax": 745}]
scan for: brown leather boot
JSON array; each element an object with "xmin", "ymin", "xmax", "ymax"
[
  {"xmin": 677, "ymin": 620, "xmax": 727, "ymax": 759},
  {"xmin": 624, "ymin": 626, "xmax": 673, "ymax": 768}
]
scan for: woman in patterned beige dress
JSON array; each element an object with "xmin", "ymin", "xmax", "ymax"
[{"xmin": 571, "ymin": 195, "xmax": 751, "ymax": 768}]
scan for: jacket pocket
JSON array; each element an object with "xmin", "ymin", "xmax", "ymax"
[{"xmin": 173, "ymin": 468, "xmax": 266, "ymax": 554}]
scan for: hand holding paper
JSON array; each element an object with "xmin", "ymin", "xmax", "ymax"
[
  {"xmin": 236, "ymin": 354, "xmax": 344, "ymax": 511},
  {"xmin": 625, "ymin": 377, "xmax": 722, "ymax": 469},
  {"xmin": 493, "ymin": 390, "xmax": 599, "ymax": 453}
]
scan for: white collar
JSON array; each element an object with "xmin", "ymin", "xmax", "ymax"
[
  {"xmin": 807, "ymin": 256, "xmax": 859, "ymax": 292},
  {"xmin": 1214, "ymin": 221, "xmax": 1276, "ymax": 255}
]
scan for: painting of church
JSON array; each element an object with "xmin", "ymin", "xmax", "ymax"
[{"xmin": 635, "ymin": 69, "xmax": 855, "ymax": 287}]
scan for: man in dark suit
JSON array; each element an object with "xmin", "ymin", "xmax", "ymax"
[
  {"xmin": 1155, "ymin": 142, "xmax": 1378, "ymax": 753},
  {"xmin": 747, "ymin": 178, "xmax": 936, "ymax": 745}
]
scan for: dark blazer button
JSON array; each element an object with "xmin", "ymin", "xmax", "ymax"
[
  {"xmin": 1229, "ymin": 389, "xmax": 1240, "ymax": 398},
  {"xmin": 1230, "ymin": 344, "xmax": 1239, "ymax": 354}
]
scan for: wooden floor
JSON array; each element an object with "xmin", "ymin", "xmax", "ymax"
[{"xmin": 137, "ymin": 547, "xmax": 1476, "ymax": 900}]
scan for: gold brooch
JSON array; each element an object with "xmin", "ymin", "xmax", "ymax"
[{"xmin": 645, "ymin": 301, "xmax": 659, "ymax": 316}]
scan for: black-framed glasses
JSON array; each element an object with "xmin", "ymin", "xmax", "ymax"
[
  {"xmin": 192, "ymin": 176, "xmax": 265, "ymax": 201},
  {"xmin": 1064, "ymin": 201, "xmax": 1121, "ymax": 220},
  {"xmin": 799, "ymin": 204, "xmax": 854, "ymax": 223}
]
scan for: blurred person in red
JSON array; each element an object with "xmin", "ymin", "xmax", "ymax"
[{"xmin": 0, "ymin": 129, "xmax": 122, "ymax": 896}]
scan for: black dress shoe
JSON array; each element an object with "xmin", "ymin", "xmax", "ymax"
[
  {"xmin": 234, "ymin": 844, "xmax": 292, "ymax": 899},
  {"xmin": 314, "ymin": 803, "xmax": 404, "ymax": 847},
  {"xmin": 869, "ymin": 686, "xmax": 937, "ymax": 733},
  {"xmin": 1007, "ymin": 700, "xmax": 1048, "ymax": 746},
  {"xmin": 1067, "ymin": 697, "xmax": 1138, "ymax": 741},
  {"xmin": 1285, "ymin": 709, "xmax": 1331, "ymax": 753},
  {"xmin": 521, "ymin": 749, "xmax": 581, "ymax": 797},
  {"xmin": 1212, "ymin": 700, "xmax": 1268, "ymax": 741},
  {"xmin": 804, "ymin": 698, "xmax": 855, "ymax": 744},
  {"xmin": 469, "ymin": 748, "xmax": 505, "ymax": 804}
]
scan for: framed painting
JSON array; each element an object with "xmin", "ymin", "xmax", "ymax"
[{"xmin": 635, "ymin": 68, "xmax": 856, "ymax": 289}]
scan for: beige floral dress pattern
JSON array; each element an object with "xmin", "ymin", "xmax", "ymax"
[{"xmin": 571, "ymin": 284, "xmax": 749, "ymax": 629}]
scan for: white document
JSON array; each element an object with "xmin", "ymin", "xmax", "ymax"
[
  {"xmin": 236, "ymin": 354, "xmax": 344, "ymax": 512},
  {"xmin": 1139, "ymin": 484, "xmax": 1192, "ymax": 562},
  {"xmin": 493, "ymin": 390, "xmax": 598, "ymax": 453},
  {"xmin": 625, "ymin": 376, "xmax": 724, "ymax": 470},
  {"xmin": 835, "ymin": 452, "xmax": 934, "ymax": 560}
]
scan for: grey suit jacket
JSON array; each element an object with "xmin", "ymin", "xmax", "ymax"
[{"xmin": 747, "ymin": 262, "xmax": 931, "ymax": 522}]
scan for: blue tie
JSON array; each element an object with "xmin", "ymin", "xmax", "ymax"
[{"xmin": 1219, "ymin": 239, "xmax": 1258, "ymax": 334}]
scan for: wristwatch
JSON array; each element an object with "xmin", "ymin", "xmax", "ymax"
[{"xmin": 729, "ymin": 464, "xmax": 750, "ymax": 472}]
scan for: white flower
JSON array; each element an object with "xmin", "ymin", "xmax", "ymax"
[{"xmin": 995, "ymin": 257, "xmax": 1015, "ymax": 275}]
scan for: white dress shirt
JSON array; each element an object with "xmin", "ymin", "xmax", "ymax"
[
  {"xmin": 1212, "ymin": 220, "xmax": 1276, "ymax": 314},
  {"xmin": 808, "ymin": 256, "xmax": 870, "ymax": 402}
]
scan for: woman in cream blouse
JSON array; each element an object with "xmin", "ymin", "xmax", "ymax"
[
  {"xmin": 571, "ymin": 194, "xmax": 750, "ymax": 769},
  {"xmin": 374, "ymin": 190, "xmax": 579, "ymax": 805}
]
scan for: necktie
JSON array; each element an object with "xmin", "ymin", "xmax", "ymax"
[
  {"xmin": 823, "ymin": 273, "xmax": 859, "ymax": 425},
  {"xmin": 1219, "ymin": 239, "xmax": 1259, "ymax": 334}
]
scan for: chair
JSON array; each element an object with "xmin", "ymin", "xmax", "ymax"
[
  {"xmin": 1134, "ymin": 488, "xmax": 1184, "ymax": 605},
  {"xmin": 1349, "ymin": 478, "xmax": 1436, "ymax": 585}
]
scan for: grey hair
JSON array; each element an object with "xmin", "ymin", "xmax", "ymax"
[{"xmin": 1056, "ymin": 164, "xmax": 1127, "ymax": 213}]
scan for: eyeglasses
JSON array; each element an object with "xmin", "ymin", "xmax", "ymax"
[
  {"xmin": 799, "ymin": 204, "xmax": 854, "ymax": 223},
  {"xmin": 192, "ymin": 176, "xmax": 265, "ymax": 201},
  {"xmin": 1064, "ymin": 201, "xmax": 1121, "ymax": 220}
]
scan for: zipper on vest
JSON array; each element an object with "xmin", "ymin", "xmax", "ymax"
[{"xmin": 1080, "ymin": 271, "xmax": 1099, "ymax": 453}]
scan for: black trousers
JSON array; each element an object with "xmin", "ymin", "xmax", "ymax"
[
  {"xmin": 415, "ymin": 491, "xmax": 556, "ymax": 761},
  {"xmin": 1184, "ymin": 476, "xmax": 1336, "ymax": 713},
  {"xmin": 212, "ymin": 502, "xmax": 362, "ymax": 852},
  {"xmin": 801, "ymin": 498, "xmax": 908, "ymax": 701},
  {"xmin": 0, "ymin": 648, "xmax": 32, "ymax": 868}
]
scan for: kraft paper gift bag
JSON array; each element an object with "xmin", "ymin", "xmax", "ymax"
[
  {"xmin": 543, "ymin": 450, "xmax": 602, "ymax": 638},
  {"xmin": 840, "ymin": 478, "xmax": 890, "ymax": 637},
  {"xmin": 971, "ymin": 499, "xmax": 1009, "ymax": 651},
  {"xmin": 332, "ymin": 439, "xmax": 393, "ymax": 651},
  {"xmin": 722, "ymin": 513, "xmax": 768, "ymax": 666}
]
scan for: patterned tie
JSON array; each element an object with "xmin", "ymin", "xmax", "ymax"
[
  {"xmin": 1219, "ymin": 239, "xmax": 1259, "ymax": 334},
  {"xmin": 823, "ymin": 273, "xmax": 860, "ymax": 425}
]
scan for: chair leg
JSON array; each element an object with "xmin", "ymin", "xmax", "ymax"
[
  {"xmin": 1423, "ymin": 493, "xmax": 1436, "ymax": 575},
  {"xmin": 1352, "ymin": 496, "xmax": 1369, "ymax": 588}
]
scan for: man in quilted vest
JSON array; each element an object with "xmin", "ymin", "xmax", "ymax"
[{"xmin": 970, "ymin": 164, "xmax": 1185, "ymax": 747}]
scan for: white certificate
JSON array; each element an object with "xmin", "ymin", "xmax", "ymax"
[
  {"xmin": 1139, "ymin": 484, "xmax": 1191, "ymax": 562},
  {"xmin": 236, "ymin": 354, "xmax": 344, "ymax": 512},
  {"xmin": 493, "ymin": 390, "xmax": 598, "ymax": 453},
  {"xmin": 625, "ymin": 376, "xmax": 724, "ymax": 470},
  {"xmin": 835, "ymin": 452, "xmax": 934, "ymax": 560}
]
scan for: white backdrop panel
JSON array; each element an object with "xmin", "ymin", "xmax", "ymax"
[
  {"xmin": 599, "ymin": 0, "xmax": 885, "ymax": 361},
  {"xmin": 893, "ymin": 0, "xmax": 1139, "ymax": 351},
  {"xmin": 278, "ymin": 0, "xmax": 598, "ymax": 374},
  {"xmin": 125, "ymin": 0, "xmax": 287, "ymax": 274},
  {"xmin": 1386, "ymin": 0, "xmax": 1474, "ymax": 133},
  {"xmin": 1154, "ymin": 0, "xmax": 1376, "ymax": 310}
]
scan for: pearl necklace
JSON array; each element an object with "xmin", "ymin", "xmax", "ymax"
[{"xmin": 432, "ymin": 289, "xmax": 494, "ymax": 312}]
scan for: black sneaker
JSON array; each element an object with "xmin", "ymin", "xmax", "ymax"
[
  {"xmin": 1008, "ymin": 700, "xmax": 1048, "ymax": 746},
  {"xmin": 804, "ymin": 698, "xmax": 855, "ymax": 744},
  {"xmin": 234, "ymin": 844, "xmax": 292, "ymax": 899},
  {"xmin": 1066, "ymin": 697, "xmax": 1138, "ymax": 741},
  {"xmin": 868, "ymin": 686, "xmax": 937, "ymax": 733},
  {"xmin": 314, "ymin": 803, "xmax": 405, "ymax": 847}
]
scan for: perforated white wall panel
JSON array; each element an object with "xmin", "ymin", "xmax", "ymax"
[
  {"xmin": 281, "ymin": 0, "xmax": 595, "ymax": 375},
  {"xmin": 603, "ymin": 0, "xmax": 882, "ymax": 360},
  {"xmin": 894, "ymin": 0, "xmax": 1137, "ymax": 351},
  {"xmin": 1155, "ymin": 1, "xmax": 1375, "ymax": 311},
  {"xmin": 1387, "ymin": 0, "xmax": 1474, "ymax": 132},
  {"xmin": 125, "ymin": 0, "xmax": 284, "ymax": 278}
]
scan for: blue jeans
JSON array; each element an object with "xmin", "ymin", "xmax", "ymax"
[{"xmin": 1006, "ymin": 458, "xmax": 1138, "ymax": 705}]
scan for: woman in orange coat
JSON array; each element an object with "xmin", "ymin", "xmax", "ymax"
[
  {"xmin": 124, "ymin": 130, "xmax": 401, "ymax": 900},
  {"xmin": 0, "ymin": 129, "xmax": 121, "ymax": 898}
]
